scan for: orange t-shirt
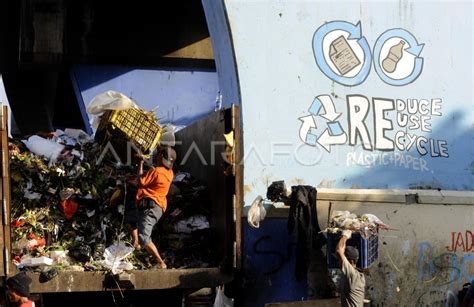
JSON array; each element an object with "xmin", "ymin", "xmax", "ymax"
[{"xmin": 136, "ymin": 166, "xmax": 174, "ymax": 212}]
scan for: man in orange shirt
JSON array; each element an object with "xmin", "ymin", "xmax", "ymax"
[{"xmin": 129, "ymin": 146, "xmax": 175, "ymax": 269}]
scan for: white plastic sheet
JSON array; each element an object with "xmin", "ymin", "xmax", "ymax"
[
  {"xmin": 247, "ymin": 196, "xmax": 266, "ymax": 228},
  {"xmin": 174, "ymin": 215, "xmax": 209, "ymax": 233},
  {"xmin": 214, "ymin": 286, "xmax": 233, "ymax": 307},
  {"xmin": 159, "ymin": 124, "xmax": 176, "ymax": 147},
  {"xmin": 101, "ymin": 241, "xmax": 134, "ymax": 275},
  {"xmin": 23, "ymin": 135, "xmax": 65, "ymax": 162},
  {"xmin": 86, "ymin": 90, "xmax": 138, "ymax": 115}
]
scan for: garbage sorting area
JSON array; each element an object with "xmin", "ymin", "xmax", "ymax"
[{"xmin": 8, "ymin": 91, "xmax": 217, "ymax": 279}]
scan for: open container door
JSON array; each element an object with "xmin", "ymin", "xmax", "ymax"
[
  {"xmin": 0, "ymin": 106, "xmax": 12, "ymax": 279},
  {"xmin": 174, "ymin": 104, "xmax": 242, "ymax": 272}
]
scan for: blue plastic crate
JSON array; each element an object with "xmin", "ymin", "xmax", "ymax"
[{"xmin": 326, "ymin": 231, "xmax": 379, "ymax": 269}]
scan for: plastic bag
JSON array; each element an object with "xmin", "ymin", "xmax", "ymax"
[
  {"xmin": 174, "ymin": 215, "xmax": 210, "ymax": 233},
  {"xmin": 69, "ymin": 243, "xmax": 92, "ymax": 263},
  {"xmin": 247, "ymin": 196, "xmax": 266, "ymax": 228},
  {"xmin": 60, "ymin": 199, "xmax": 78, "ymax": 220},
  {"xmin": 61, "ymin": 128, "xmax": 91, "ymax": 145},
  {"xmin": 159, "ymin": 124, "xmax": 176, "ymax": 147},
  {"xmin": 22, "ymin": 135, "xmax": 65, "ymax": 162},
  {"xmin": 86, "ymin": 90, "xmax": 138, "ymax": 115},
  {"xmin": 101, "ymin": 241, "xmax": 134, "ymax": 275},
  {"xmin": 214, "ymin": 286, "xmax": 233, "ymax": 307}
]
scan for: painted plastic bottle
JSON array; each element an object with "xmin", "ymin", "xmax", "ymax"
[{"xmin": 382, "ymin": 40, "xmax": 405, "ymax": 73}]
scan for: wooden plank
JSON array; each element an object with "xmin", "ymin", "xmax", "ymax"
[
  {"xmin": 232, "ymin": 105, "xmax": 243, "ymax": 269},
  {"xmin": 27, "ymin": 268, "xmax": 232, "ymax": 293},
  {"xmin": 0, "ymin": 105, "xmax": 10, "ymax": 277}
]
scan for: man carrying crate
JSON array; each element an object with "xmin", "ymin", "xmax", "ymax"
[
  {"xmin": 128, "ymin": 146, "xmax": 176, "ymax": 269},
  {"xmin": 336, "ymin": 230, "xmax": 366, "ymax": 307}
]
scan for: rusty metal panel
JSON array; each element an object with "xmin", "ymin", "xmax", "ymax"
[
  {"xmin": 0, "ymin": 106, "xmax": 11, "ymax": 277},
  {"xmin": 232, "ymin": 105, "xmax": 242, "ymax": 269}
]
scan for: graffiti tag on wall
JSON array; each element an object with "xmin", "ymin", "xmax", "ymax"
[
  {"xmin": 446, "ymin": 231, "xmax": 474, "ymax": 253},
  {"xmin": 418, "ymin": 231, "xmax": 474, "ymax": 284}
]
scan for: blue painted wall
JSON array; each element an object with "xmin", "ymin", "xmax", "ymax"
[
  {"xmin": 201, "ymin": 0, "xmax": 241, "ymax": 110},
  {"xmin": 220, "ymin": 0, "xmax": 473, "ymax": 206},
  {"xmin": 70, "ymin": 65, "xmax": 220, "ymax": 132},
  {"xmin": 201, "ymin": 0, "xmax": 474, "ymax": 305},
  {"xmin": 243, "ymin": 219, "xmax": 307, "ymax": 306}
]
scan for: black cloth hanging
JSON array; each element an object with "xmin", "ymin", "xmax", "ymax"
[{"xmin": 287, "ymin": 185, "xmax": 326, "ymax": 281}]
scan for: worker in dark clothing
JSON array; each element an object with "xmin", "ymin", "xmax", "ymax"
[
  {"xmin": 461, "ymin": 281, "xmax": 474, "ymax": 307},
  {"xmin": 336, "ymin": 230, "xmax": 365, "ymax": 307},
  {"xmin": 6, "ymin": 272, "xmax": 35, "ymax": 307}
]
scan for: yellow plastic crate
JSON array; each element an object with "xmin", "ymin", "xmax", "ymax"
[{"xmin": 98, "ymin": 108, "xmax": 162, "ymax": 153}]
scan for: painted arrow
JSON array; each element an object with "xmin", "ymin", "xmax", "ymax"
[
  {"xmin": 373, "ymin": 28, "xmax": 424, "ymax": 86},
  {"xmin": 298, "ymin": 115, "xmax": 316, "ymax": 144},
  {"xmin": 316, "ymin": 95, "xmax": 342, "ymax": 121},
  {"xmin": 317, "ymin": 129, "xmax": 347, "ymax": 152},
  {"xmin": 312, "ymin": 20, "xmax": 372, "ymax": 86},
  {"xmin": 348, "ymin": 21, "xmax": 362, "ymax": 40}
]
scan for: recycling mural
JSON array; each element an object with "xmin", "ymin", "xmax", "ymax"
[
  {"xmin": 225, "ymin": 0, "xmax": 472, "ymax": 190},
  {"xmin": 300, "ymin": 21, "xmax": 450, "ymax": 161}
]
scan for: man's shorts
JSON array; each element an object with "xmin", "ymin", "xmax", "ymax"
[{"xmin": 125, "ymin": 199, "xmax": 163, "ymax": 246}]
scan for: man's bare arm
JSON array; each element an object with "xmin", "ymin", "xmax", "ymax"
[
  {"xmin": 336, "ymin": 230, "xmax": 352, "ymax": 268},
  {"xmin": 337, "ymin": 235, "xmax": 348, "ymax": 261},
  {"xmin": 138, "ymin": 160, "xmax": 144, "ymax": 176}
]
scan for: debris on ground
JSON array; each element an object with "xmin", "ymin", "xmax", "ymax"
[{"xmin": 9, "ymin": 124, "xmax": 214, "ymax": 274}]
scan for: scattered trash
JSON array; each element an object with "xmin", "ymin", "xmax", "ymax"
[
  {"xmin": 159, "ymin": 124, "xmax": 176, "ymax": 147},
  {"xmin": 322, "ymin": 210, "xmax": 388, "ymax": 237},
  {"xmin": 39, "ymin": 269, "xmax": 58, "ymax": 283},
  {"xmin": 22, "ymin": 135, "xmax": 65, "ymax": 163},
  {"xmin": 21, "ymin": 256, "xmax": 53, "ymax": 267},
  {"xmin": 86, "ymin": 90, "xmax": 138, "ymax": 115},
  {"xmin": 214, "ymin": 285, "xmax": 234, "ymax": 307},
  {"xmin": 247, "ymin": 196, "xmax": 266, "ymax": 229},
  {"xmin": 49, "ymin": 250, "xmax": 68, "ymax": 265},
  {"xmin": 174, "ymin": 215, "xmax": 210, "ymax": 234},
  {"xmin": 68, "ymin": 243, "xmax": 92, "ymax": 263},
  {"xmin": 100, "ymin": 241, "xmax": 134, "ymax": 275},
  {"xmin": 59, "ymin": 199, "xmax": 78, "ymax": 220},
  {"xmin": 9, "ymin": 120, "xmax": 215, "ymax": 273}
]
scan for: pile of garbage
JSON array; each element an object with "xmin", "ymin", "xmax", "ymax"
[
  {"xmin": 157, "ymin": 171, "xmax": 213, "ymax": 269},
  {"xmin": 323, "ymin": 210, "xmax": 390, "ymax": 237},
  {"xmin": 9, "ymin": 127, "xmax": 214, "ymax": 274}
]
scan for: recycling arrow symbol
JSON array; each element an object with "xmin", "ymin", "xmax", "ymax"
[
  {"xmin": 299, "ymin": 95, "xmax": 347, "ymax": 152},
  {"xmin": 313, "ymin": 20, "xmax": 372, "ymax": 86},
  {"xmin": 373, "ymin": 28, "xmax": 424, "ymax": 86}
]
